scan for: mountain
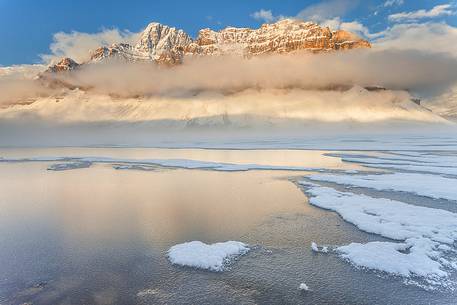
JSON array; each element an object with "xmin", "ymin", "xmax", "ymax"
[
  {"xmin": 423, "ymin": 88, "xmax": 457, "ymax": 121},
  {"xmin": 48, "ymin": 19, "xmax": 371, "ymax": 69},
  {"xmin": 46, "ymin": 57, "xmax": 80, "ymax": 72},
  {"xmin": 90, "ymin": 22, "xmax": 193, "ymax": 65},
  {"xmin": 192, "ymin": 19, "xmax": 370, "ymax": 57}
]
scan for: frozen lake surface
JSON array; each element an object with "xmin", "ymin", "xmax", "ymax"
[{"xmin": 0, "ymin": 146, "xmax": 456, "ymax": 305}]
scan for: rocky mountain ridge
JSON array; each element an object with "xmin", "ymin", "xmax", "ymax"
[{"xmin": 48, "ymin": 19, "xmax": 371, "ymax": 70}]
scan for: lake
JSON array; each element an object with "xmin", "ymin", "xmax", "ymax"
[{"xmin": 0, "ymin": 148, "xmax": 455, "ymax": 305}]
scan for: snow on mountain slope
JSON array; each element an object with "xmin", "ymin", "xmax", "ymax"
[
  {"xmin": 0, "ymin": 87, "xmax": 447, "ymax": 125},
  {"xmin": 424, "ymin": 87, "xmax": 457, "ymax": 120},
  {"xmin": 90, "ymin": 22, "xmax": 193, "ymax": 65}
]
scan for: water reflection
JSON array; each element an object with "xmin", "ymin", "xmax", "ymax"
[
  {"xmin": 0, "ymin": 160, "xmax": 312, "ymax": 304},
  {"xmin": 0, "ymin": 164, "xmax": 307, "ymax": 246}
]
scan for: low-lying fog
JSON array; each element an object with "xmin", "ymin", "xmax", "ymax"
[{"xmin": 1, "ymin": 49, "xmax": 457, "ymax": 146}]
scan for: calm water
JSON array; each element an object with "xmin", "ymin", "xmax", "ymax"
[{"xmin": 0, "ymin": 148, "xmax": 454, "ymax": 305}]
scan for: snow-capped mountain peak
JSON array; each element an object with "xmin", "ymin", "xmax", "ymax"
[{"xmin": 134, "ymin": 22, "xmax": 193, "ymax": 59}]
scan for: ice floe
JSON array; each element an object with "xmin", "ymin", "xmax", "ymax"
[
  {"xmin": 300, "ymin": 182, "xmax": 457, "ymax": 287},
  {"xmin": 311, "ymin": 242, "xmax": 329, "ymax": 253},
  {"xmin": 337, "ymin": 239, "xmax": 447, "ymax": 279},
  {"xmin": 298, "ymin": 283, "xmax": 310, "ymax": 291},
  {"xmin": 311, "ymin": 242, "xmax": 319, "ymax": 252},
  {"xmin": 47, "ymin": 161, "xmax": 92, "ymax": 171},
  {"xmin": 167, "ymin": 241, "xmax": 250, "ymax": 272},
  {"xmin": 112, "ymin": 164, "xmax": 158, "ymax": 171},
  {"xmin": 308, "ymin": 172, "xmax": 457, "ymax": 202},
  {"xmin": 0, "ymin": 156, "xmax": 321, "ymax": 172},
  {"xmin": 329, "ymin": 152, "xmax": 457, "ymax": 176}
]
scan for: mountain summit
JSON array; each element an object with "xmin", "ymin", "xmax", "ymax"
[{"xmin": 48, "ymin": 19, "xmax": 371, "ymax": 70}]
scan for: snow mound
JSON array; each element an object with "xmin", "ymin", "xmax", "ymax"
[
  {"xmin": 300, "ymin": 182, "xmax": 457, "ymax": 287},
  {"xmin": 167, "ymin": 241, "xmax": 249, "ymax": 272}
]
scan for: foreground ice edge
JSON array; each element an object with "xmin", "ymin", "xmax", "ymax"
[
  {"xmin": 308, "ymin": 172, "xmax": 457, "ymax": 202},
  {"xmin": 327, "ymin": 152, "xmax": 457, "ymax": 176},
  {"xmin": 300, "ymin": 182, "xmax": 457, "ymax": 288},
  {"xmin": 167, "ymin": 241, "xmax": 250, "ymax": 272}
]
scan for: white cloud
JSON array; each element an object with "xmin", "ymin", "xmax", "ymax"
[
  {"xmin": 41, "ymin": 29, "xmax": 139, "ymax": 64},
  {"xmin": 296, "ymin": 0, "xmax": 358, "ymax": 23},
  {"xmin": 373, "ymin": 22, "xmax": 457, "ymax": 56},
  {"xmin": 320, "ymin": 15, "xmax": 457, "ymax": 57},
  {"xmin": 388, "ymin": 4, "xmax": 455, "ymax": 22},
  {"xmin": 320, "ymin": 17, "xmax": 385, "ymax": 39},
  {"xmin": 0, "ymin": 64, "xmax": 46, "ymax": 79},
  {"xmin": 339, "ymin": 20, "xmax": 372, "ymax": 37},
  {"xmin": 372, "ymin": 21, "xmax": 457, "ymax": 107},
  {"xmin": 384, "ymin": 0, "xmax": 404, "ymax": 7},
  {"xmin": 250, "ymin": 9, "xmax": 276, "ymax": 23},
  {"xmin": 321, "ymin": 18, "xmax": 361, "ymax": 32},
  {"xmin": 250, "ymin": 1, "xmax": 366, "ymax": 38}
]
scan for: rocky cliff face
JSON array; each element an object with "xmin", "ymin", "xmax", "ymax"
[
  {"xmin": 48, "ymin": 19, "xmax": 371, "ymax": 69},
  {"xmin": 46, "ymin": 57, "xmax": 80, "ymax": 72},
  {"xmin": 90, "ymin": 22, "xmax": 193, "ymax": 65},
  {"xmin": 191, "ymin": 19, "xmax": 370, "ymax": 57}
]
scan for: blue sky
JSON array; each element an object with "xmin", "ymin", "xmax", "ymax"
[{"xmin": 0, "ymin": 0, "xmax": 456, "ymax": 65}]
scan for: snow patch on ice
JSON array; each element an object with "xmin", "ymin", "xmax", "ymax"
[
  {"xmin": 337, "ymin": 239, "xmax": 446, "ymax": 278},
  {"xmin": 167, "ymin": 241, "xmax": 250, "ymax": 272},
  {"xmin": 300, "ymin": 182, "xmax": 457, "ymax": 287},
  {"xmin": 329, "ymin": 152, "xmax": 457, "ymax": 176},
  {"xmin": 308, "ymin": 172, "xmax": 457, "ymax": 202}
]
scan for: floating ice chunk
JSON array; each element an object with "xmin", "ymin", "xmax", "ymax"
[
  {"xmin": 112, "ymin": 164, "xmax": 157, "ymax": 171},
  {"xmin": 337, "ymin": 238, "xmax": 446, "ymax": 278},
  {"xmin": 300, "ymin": 182, "xmax": 457, "ymax": 285},
  {"xmin": 308, "ymin": 172, "xmax": 457, "ymax": 202},
  {"xmin": 298, "ymin": 283, "xmax": 310, "ymax": 291},
  {"xmin": 311, "ymin": 242, "xmax": 319, "ymax": 252},
  {"xmin": 311, "ymin": 242, "xmax": 329, "ymax": 253},
  {"xmin": 47, "ymin": 161, "xmax": 92, "ymax": 171},
  {"xmin": 167, "ymin": 241, "xmax": 249, "ymax": 272},
  {"xmin": 300, "ymin": 183, "xmax": 457, "ymax": 242},
  {"xmin": 136, "ymin": 289, "xmax": 157, "ymax": 297}
]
